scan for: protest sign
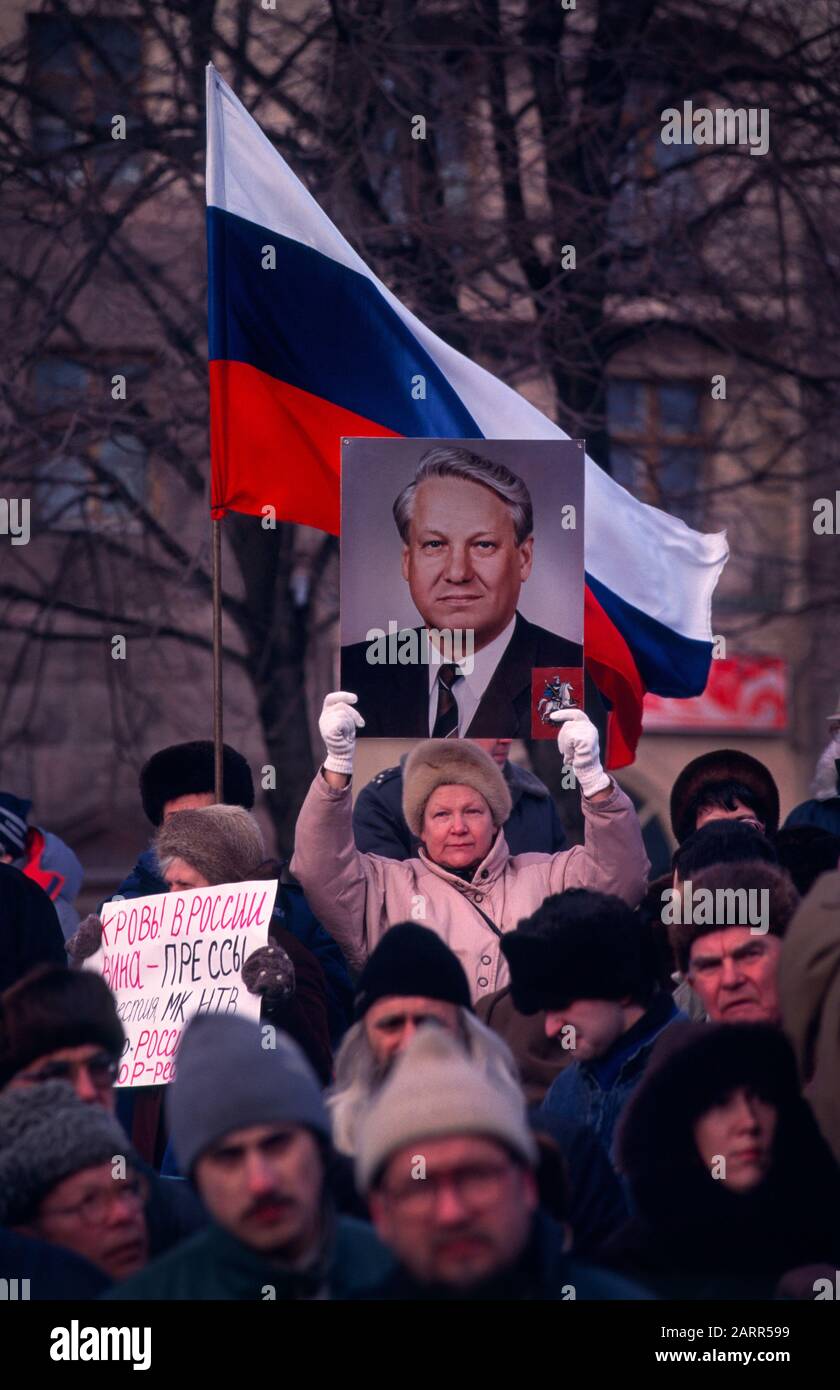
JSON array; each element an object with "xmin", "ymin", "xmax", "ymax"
[{"xmin": 84, "ymin": 880, "xmax": 276, "ymax": 1087}]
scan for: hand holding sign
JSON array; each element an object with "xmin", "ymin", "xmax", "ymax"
[
  {"xmin": 550, "ymin": 708, "xmax": 611, "ymax": 798},
  {"xmin": 84, "ymin": 880, "xmax": 275, "ymax": 1087},
  {"xmin": 66, "ymin": 913, "xmax": 105, "ymax": 964},
  {"xmin": 242, "ymin": 942, "xmax": 295, "ymax": 1002},
  {"xmin": 319, "ymin": 690, "xmax": 364, "ymax": 776}
]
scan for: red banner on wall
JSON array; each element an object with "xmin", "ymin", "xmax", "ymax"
[{"xmin": 643, "ymin": 656, "xmax": 787, "ymax": 733}]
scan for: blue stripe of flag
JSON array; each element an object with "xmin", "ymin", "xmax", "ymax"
[
  {"xmin": 208, "ymin": 206, "xmax": 480, "ymax": 439},
  {"xmin": 587, "ymin": 575, "xmax": 712, "ymax": 697}
]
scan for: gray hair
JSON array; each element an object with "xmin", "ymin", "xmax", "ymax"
[
  {"xmin": 393, "ymin": 446, "xmax": 534, "ymax": 547},
  {"xmin": 326, "ymin": 1009, "xmax": 523, "ymax": 1157}
]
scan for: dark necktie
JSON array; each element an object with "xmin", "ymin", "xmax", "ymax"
[{"xmin": 433, "ymin": 663, "xmax": 463, "ymax": 738}]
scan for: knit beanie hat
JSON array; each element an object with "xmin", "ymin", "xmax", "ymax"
[
  {"xmin": 0, "ymin": 1080, "xmax": 137, "ymax": 1225},
  {"xmin": 154, "ymin": 804, "xmax": 265, "ymax": 887},
  {"xmin": 0, "ymin": 793, "xmax": 30, "ymax": 857},
  {"xmin": 0, "ymin": 965, "xmax": 124, "ymax": 1088},
  {"xmin": 166, "ymin": 1014, "xmax": 329, "ymax": 1176},
  {"xmin": 402, "ymin": 740, "xmax": 512, "ymax": 839},
  {"xmin": 140, "ymin": 741, "xmax": 255, "ymax": 827},
  {"xmin": 355, "ymin": 1026, "xmax": 537, "ymax": 1192},
  {"xmin": 502, "ymin": 889, "xmax": 657, "ymax": 1015},
  {"xmin": 353, "ymin": 924, "xmax": 472, "ymax": 1020}
]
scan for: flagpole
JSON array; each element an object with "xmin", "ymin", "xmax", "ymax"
[
  {"xmin": 208, "ymin": 65, "xmax": 223, "ymax": 802},
  {"xmin": 212, "ymin": 516, "xmax": 224, "ymax": 801}
]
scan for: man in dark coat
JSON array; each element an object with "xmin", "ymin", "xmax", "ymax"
[
  {"xmin": 354, "ymin": 1026, "xmax": 644, "ymax": 1299},
  {"xmin": 341, "ymin": 444, "xmax": 582, "ymax": 738},
  {"xmin": 504, "ymin": 890, "xmax": 685, "ymax": 1164},
  {"xmin": 110, "ymin": 1015, "xmax": 392, "ymax": 1300},
  {"xmin": 668, "ymin": 860, "xmax": 799, "ymax": 1027},
  {"xmin": 327, "ymin": 923, "xmax": 625, "ymax": 1254}
]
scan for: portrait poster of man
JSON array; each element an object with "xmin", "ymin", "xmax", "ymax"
[{"xmin": 340, "ymin": 437, "xmax": 585, "ymax": 739}]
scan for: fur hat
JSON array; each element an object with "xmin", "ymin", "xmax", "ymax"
[
  {"xmin": 669, "ymin": 860, "xmax": 799, "ymax": 974},
  {"xmin": 402, "ymin": 740, "xmax": 512, "ymax": 839},
  {"xmin": 154, "ymin": 804, "xmax": 265, "ymax": 887},
  {"xmin": 670, "ymin": 750, "xmax": 780, "ymax": 844},
  {"xmin": 139, "ymin": 741, "xmax": 255, "ymax": 827},
  {"xmin": 0, "ymin": 1080, "xmax": 137, "ymax": 1226},
  {"xmin": 672, "ymin": 821, "xmax": 778, "ymax": 883},
  {"xmin": 774, "ymin": 826, "xmax": 840, "ymax": 897},
  {"xmin": 355, "ymin": 1026, "xmax": 537, "ymax": 1192},
  {"xmin": 353, "ymin": 923, "xmax": 472, "ymax": 1019},
  {"xmin": 0, "ymin": 965, "xmax": 124, "ymax": 1088},
  {"xmin": 502, "ymin": 889, "xmax": 658, "ymax": 1014},
  {"xmin": 616, "ymin": 1022, "xmax": 801, "ymax": 1201}
]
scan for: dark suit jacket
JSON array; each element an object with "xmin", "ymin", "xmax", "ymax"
[{"xmin": 341, "ymin": 611, "xmax": 582, "ymax": 738}]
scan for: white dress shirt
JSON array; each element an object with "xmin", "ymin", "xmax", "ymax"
[{"xmin": 427, "ymin": 615, "xmax": 517, "ymax": 736}]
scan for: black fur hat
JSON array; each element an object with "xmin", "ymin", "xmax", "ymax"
[
  {"xmin": 139, "ymin": 741, "xmax": 255, "ymax": 826},
  {"xmin": 502, "ymin": 889, "xmax": 658, "ymax": 1014},
  {"xmin": 774, "ymin": 825, "xmax": 840, "ymax": 896},
  {"xmin": 670, "ymin": 749, "xmax": 780, "ymax": 844}
]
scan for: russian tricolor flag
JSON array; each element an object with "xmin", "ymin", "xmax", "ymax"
[{"xmin": 206, "ymin": 66, "xmax": 728, "ymax": 768}]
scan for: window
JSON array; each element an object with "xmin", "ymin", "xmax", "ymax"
[
  {"xmin": 27, "ymin": 14, "xmax": 142, "ymax": 184},
  {"xmin": 609, "ymin": 87, "xmax": 704, "ymax": 288},
  {"xmin": 32, "ymin": 357, "xmax": 149, "ymax": 530},
  {"xmin": 364, "ymin": 55, "xmax": 473, "ymax": 239},
  {"xmin": 607, "ymin": 378, "xmax": 706, "ymax": 528}
]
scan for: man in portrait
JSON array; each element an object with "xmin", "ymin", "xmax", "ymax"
[{"xmin": 341, "ymin": 444, "xmax": 582, "ymax": 738}]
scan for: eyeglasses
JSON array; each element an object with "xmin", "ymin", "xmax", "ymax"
[
  {"xmin": 40, "ymin": 1176, "xmax": 147, "ymax": 1226},
  {"xmin": 16, "ymin": 1053, "xmax": 118, "ymax": 1091},
  {"xmin": 382, "ymin": 1162, "xmax": 513, "ymax": 1216}
]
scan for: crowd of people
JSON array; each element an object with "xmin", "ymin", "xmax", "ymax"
[{"xmin": 1, "ymin": 690, "xmax": 839, "ymax": 1302}]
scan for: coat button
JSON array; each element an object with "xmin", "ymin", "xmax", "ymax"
[
  {"xmin": 481, "ymin": 955, "xmax": 491, "ymax": 965},
  {"xmin": 478, "ymin": 976, "xmax": 488, "ymax": 987},
  {"xmin": 480, "ymin": 870, "xmax": 489, "ymax": 878}
]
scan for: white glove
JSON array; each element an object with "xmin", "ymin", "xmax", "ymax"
[
  {"xmin": 319, "ymin": 691, "xmax": 365, "ymax": 774},
  {"xmin": 550, "ymin": 708, "xmax": 610, "ymax": 798}
]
